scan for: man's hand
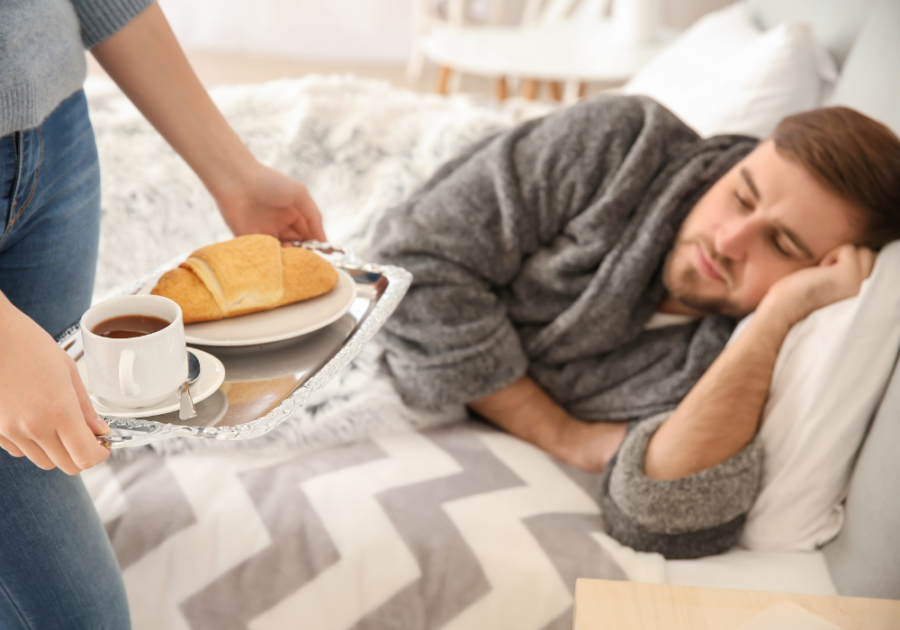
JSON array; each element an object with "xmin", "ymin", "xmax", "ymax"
[
  {"xmin": 762, "ymin": 244, "xmax": 876, "ymax": 330},
  {"xmin": 0, "ymin": 296, "xmax": 111, "ymax": 474},
  {"xmin": 646, "ymin": 244, "xmax": 876, "ymax": 480},
  {"xmin": 551, "ymin": 419, "xmax": 628, "ymax": 473},
  {"xmin": 213, "ymin": 161, "xmax": 327, "ymax": 244},
  {"xmin": 469, "ymin": 375, "xmax": 626, "ymax": 474}
]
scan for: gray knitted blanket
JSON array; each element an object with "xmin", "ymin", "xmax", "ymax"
[{"xmin": 364, "ymin": 95, "xmax": 757, "ymax": 420}]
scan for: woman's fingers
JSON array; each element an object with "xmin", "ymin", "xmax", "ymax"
[
  {"xmin": 284, "ymin": 211, "xmax": 311, "ymax": 241},
  {"xmin": 1, "ymin": 376, "xmax": 111, "ymax": 476},
  {"xmin": 292, "ymin": 182, "xmax": 326, "ymax": 241},
  {"xmin": 0, "ymin": 409, "xmax": 80, "ymax": 473},
  {"xmin": 279, "ymin": 223, "xmax": 309, "ymax": 245},
  {"xmin": 57, "ymin": 425, "xmax": 109, "ymax": 472},
  {"xmin": 57, "ymin": 364, "xmax": 111, "ymax": 471},
  {"xmin": 69, "ymin": 359, "xmax": 110, "ymax": 437},
  {"xmin": 41, "ymin": 433, "xmax": 86, "ymax": 476},
  {"xmin": 0, "ymin": 301, "xmax": 112, "ymax": 473},
  {"xmin": 214, "ymin": 162, "xmax": 327, "ymax": 243},
  {"xmin": 14, "ymin": 439, "xmax": 58, "ymax": 472},
  {"xmin": 301, "ymin": 208, "xmax": 326, "ymax": 243},
  {"xmin": 0, "ymin": 435, "xmax": 24, "ymax": 457}
]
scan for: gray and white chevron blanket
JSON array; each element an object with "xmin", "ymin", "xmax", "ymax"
[{"xmin": 81, "ymin": 76, "xmax": 667, "ymax": 630}]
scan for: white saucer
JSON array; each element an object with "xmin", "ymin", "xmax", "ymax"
[
  {"xmin": 180, "ymin": 268, "xmax": 358, "ymax": 346},
  {"xmin": 77, "ymin": 348, "xmax": 226, "ymax": 419}
]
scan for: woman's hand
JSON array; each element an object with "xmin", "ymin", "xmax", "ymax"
[
  {"xmin": 0, "ymin": 296, "xmax": 110, "ymax": 474},
  {"xmin": 214, "ymin": 161, "xmax": 327, "ymax": 244}
]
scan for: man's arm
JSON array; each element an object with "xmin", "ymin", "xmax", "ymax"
[
  {"xmin": 469, "ymin": 376, "xmax": 627, "ymax": 472},
  {"xmin": 645, "ymin": 244, "xmax": 876, "ymax": 480},
  {"xmin": 594, "ymin": 244, "xmax": 876, "ymax": 558},
  {"xmin": 90, "ymin": 3, "xmax": 326, "ymax": 243},
  {"xmin": 472, "ymin": 244, "xmax": 874, "ymax": 480}
]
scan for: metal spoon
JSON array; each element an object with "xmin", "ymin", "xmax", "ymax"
[
  {"xmin": 179, "ymin": 350, "xmax": 202, "ymax": 420},
  {"xmin": 94, "ymin": 351, "xmax": 203, "ymax": 449}
]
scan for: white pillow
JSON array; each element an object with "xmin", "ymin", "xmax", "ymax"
[
  {"xmin": 622, "ymin": 2, "xmax": 837, "ymax": 138},
  {"xmin": 733, "ymin": 241, "xmax": 900, "ymax": 551}
]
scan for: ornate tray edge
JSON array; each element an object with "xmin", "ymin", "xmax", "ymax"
[{"xmin": 57, "ymin": 243, "xmax": 411, "ymax": 449}]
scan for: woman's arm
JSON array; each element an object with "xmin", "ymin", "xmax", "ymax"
[{"xmin": 90, "ymin": 3, "xmax": 326, "ymax": 243}]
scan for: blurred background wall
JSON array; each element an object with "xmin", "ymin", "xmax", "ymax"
[
  {"xmin": 158, "ymin": 0, "xmax": 413, "ymax": 62},
  {"xmin": 157, "ymin": 0, "xmax": 732, "ymax": 63}
]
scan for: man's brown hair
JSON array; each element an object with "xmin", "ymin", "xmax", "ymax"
[{"xmin": 771, "ymin": 107, "xmax": 900, "ymax": 249}]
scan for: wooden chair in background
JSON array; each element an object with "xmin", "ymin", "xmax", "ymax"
[{"xmin": 411, "ymin": 0, "xmax": 675, "ymax": 103}]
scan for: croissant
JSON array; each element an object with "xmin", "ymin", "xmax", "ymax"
[{"xmin": 150, "ymin": 235, "xmax": 339, "ymax": 323}]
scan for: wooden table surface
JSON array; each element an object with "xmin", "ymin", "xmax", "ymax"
[{"xmin": 573, "ymin": 580, "xmax": 900, "ymax": 630}]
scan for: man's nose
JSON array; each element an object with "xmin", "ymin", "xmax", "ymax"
[{"xmin": 714, "ymin": 217, "xmax": 755, "ymax": 261}]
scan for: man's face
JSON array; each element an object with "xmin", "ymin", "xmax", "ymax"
[{"xmin": 663, "ymin": 140, "xmax": 864, "ymax": 318}]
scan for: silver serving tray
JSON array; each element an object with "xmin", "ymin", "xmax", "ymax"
[{"xmin": 56, "ymin": 243, "xmax": 411, "ymax": 449}]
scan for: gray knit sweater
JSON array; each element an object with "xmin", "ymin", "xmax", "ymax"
[
  {"xmin": 364, "ymin": 95, "xmax": 765, "ymax": 558},
  {"xmin": 0, "ymin": 0, "xmax": 154, "ymax": 137}
]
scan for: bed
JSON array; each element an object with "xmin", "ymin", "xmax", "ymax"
[{"xmin": 79, "ymin": 1, "xmax": 899, "ymax": 628}]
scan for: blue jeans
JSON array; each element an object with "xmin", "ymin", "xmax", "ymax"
[
  {"xmin": 0, "ymin": 91, "xmax": 101, "ymax": 338},
  {"xmin": 0, "ymin": 91, "xmax": 132, "ymax": 629}
]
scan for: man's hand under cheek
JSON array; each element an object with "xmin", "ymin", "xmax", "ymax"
[
  {"xmin": 759, "ymin": 244, "xmax": 877, "ymax": 329},
  {"xmin": 645, "ymin": 244, "xmax": 877, "ymax": 481}
]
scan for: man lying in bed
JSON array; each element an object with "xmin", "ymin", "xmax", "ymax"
[{"xmin": 362, "ymin": 96, "xmax": 900, "ymax": 559}]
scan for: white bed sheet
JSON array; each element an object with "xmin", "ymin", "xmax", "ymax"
[{"xmin": 667, "ymin": 548, "xmax": 838, "ymax": 595}]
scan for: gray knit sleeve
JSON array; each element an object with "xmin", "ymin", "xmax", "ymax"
[
  {"xmin": 599, "ymin": 413, "xmax": 764, "ymax": 559},
  {"xmin": 70, "ymin": 0, "xmax": 156, "ymax": 48}
]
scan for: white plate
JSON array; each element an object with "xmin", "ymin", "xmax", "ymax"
[
  {"xmin": 78, "ymin": 348, "xmax": 226, "ymax": 419},
  {"xmin": 180, "ymin": 268, "xmax": 357, "ymax": 346}
]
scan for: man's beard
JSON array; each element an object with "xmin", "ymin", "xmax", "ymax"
[{"xmin": 662, "ymin": 240, "xmax": 746, "ymax": 318}]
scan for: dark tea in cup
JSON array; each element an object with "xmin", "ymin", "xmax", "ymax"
[{"xmin": 91, "ymin": 314, "xmax": 171, "ymax": 339}]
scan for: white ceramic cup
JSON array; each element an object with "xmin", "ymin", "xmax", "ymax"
[{"xmin": 81, "ymin": 295, "xmax": 188, "ymax": 409}]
